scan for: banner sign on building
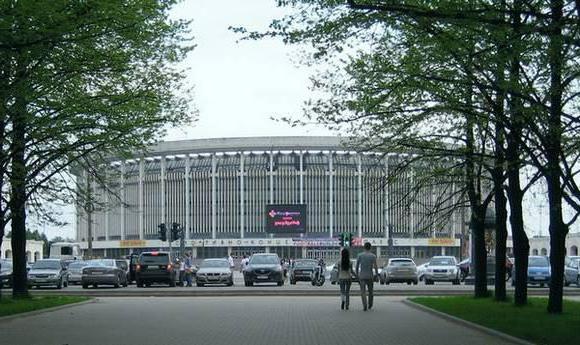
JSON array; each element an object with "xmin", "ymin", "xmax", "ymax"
[
  {"xmin": 265, "ymin": 204, "xmax": 307, "ymax": 233},
  {"xmin": 119, "ymin": 240, "xmax": 147, "ymax": 248},
  {"xmin": 427, "ymin": 238, "xmax": 455, "ymax": 246}
]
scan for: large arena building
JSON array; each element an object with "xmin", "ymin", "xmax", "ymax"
[{"xmin": 76, "ymin": 136, "xmax": 467, "ymax": 261}]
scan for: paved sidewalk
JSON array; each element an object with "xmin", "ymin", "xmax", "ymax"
[{"xmin": 0, "ymin": 297, "xmax": 517, "ymax": 345}]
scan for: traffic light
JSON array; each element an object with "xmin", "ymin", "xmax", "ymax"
[
  {"xmin": 339, "ymin": 233, "xmax": 345, "ymax": 247},
  {"xmin": 346, "ymin": 232, "xmax": 353, "ymax": 248},
  {"xmin": 158, "ymin": 223, "xmax": 167, "ymax": 241},
  {"xmin": 171, "ymin": 222, "xmax": 180, "ymax": 241}
]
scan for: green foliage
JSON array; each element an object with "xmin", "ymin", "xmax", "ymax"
[{"xmin": 0, "ymin": 296, "xmax": 90, "ymax": 317}]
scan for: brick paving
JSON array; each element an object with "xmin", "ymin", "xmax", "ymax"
[{"xmin": 0, "ymin": 297, "xmax": 516, "ymax": 345}]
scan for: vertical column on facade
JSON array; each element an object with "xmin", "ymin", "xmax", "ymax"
[
  {"xmin": 328, "ymin": 151, "xmax": 334, "ymax": 239},
  {"xmin": 409, "ymin": 161, "xmax": 414, "ymax": 240},
  {"xmin": 185, "ymin": 155, "xmax": 191, "ymax": 240},
  {"xmin": 211, "ymin": 154, "xmax": 217, "ymax": 239},
  {"xmin": 450, "ymin": 180, "xmax": 456, "ymax": 239},
  {"xmin": 357, "ymin": 154, "xmax": 363, "ymax": 238},
  {"xmin": 160, "ymin": 156, "xmax": 166, "ymax": 230},
  {"xmin": 240, "ymin": 153, "xmax": 245, "ymax": 239},
  {"xmin": 138, "ymin": 158, "xmax": 144, "ymax": 240},
  {"xmin": 269, "ymin": 152, "xmax": 274, "ymax": 204},
  {"xmin": 120, "ymin": 161, "xmax": 126, "ymax": 240},
  {"xmin": 384, "ymin": 156, "xmax": 389, "ymax": 240},
  {"xmin": 299, "ymin": 151, "xmax": 304, "ymax": 204},
  {"xmin": 104, "ymin": 169, "xmax": 109, "ymax": 241}
]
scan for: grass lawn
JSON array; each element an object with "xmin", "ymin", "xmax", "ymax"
[
  {"xmin": 0, "ymin": 295, "xmax": 90, "ymax": 317},
  {"xmin": 411, "ymin": 296, "xmax": 580, "ymax": 345}
]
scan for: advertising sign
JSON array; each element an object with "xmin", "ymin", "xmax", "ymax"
[{"xmin": 265, "ymin": 204, "xmax": 307, "ymax": 233}]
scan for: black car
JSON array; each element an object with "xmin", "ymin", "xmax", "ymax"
[
  {"xmin": 0, "ymin": 259, "xmax": 13, "ymax": 288},
  {"xmin": 136, "ymin": 252, "xmax": 176, "ymax": 287},
  {"xmin": 244, "ymin": 253, "xmax": 284, "ymax": 286},
  {"xmin": 289, "ymin": 259, "xmax": 318, "ymax": 284}
]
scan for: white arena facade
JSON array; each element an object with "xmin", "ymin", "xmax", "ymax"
[{"xmin": 76, "ymin": 136, "xmax": 467, "ymax": 261}]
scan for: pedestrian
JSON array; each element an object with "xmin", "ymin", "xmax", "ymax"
[
  {"xmin": 178, "ymin": 257, "xmax": 185, "ymax": 286},
  {"xmin": 184, "ymin": 251, "xmax": 194, "ymax": 287},
  {"xmin": 338, "ymin": 248, "xmax": 355, "ymax": 310},
  {"xmin": 228, "ymin": 252, "xmax": 235, "ymax": 271},
  {"xmin": 356, "ymin": 242, "xmax": 379, "ymax": 311},
  {"xmin": 240, "ymin": 255, "xmax": 249, "ymax": 274}
]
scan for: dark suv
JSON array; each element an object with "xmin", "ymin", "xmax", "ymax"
[
  {"xmin": 136, "ymin": 252, "xmax": 176, "ymax": 287},
  {"xmin": 244, "ymin": 253, "xmax": 284, "ymax": 286}
]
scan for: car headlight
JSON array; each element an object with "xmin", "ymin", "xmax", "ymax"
[
  {"xmin": 427, "ymin": 268, "xmax": 433, "ymax": 273},
  {"xmin": 221, "ymin": 272, "xmax": 230, "ymax": 276}
]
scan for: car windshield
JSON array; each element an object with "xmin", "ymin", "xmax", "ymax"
[
  {"xmin": 1, "ymin": 260, "xmax": 12, "ymax": 270},
  {"xmin": 88, "ymin": 259, "xmax": 115, "ymax": 267},
  {"xmin": 140, "ymin": 253, "xmax": 169, "ymax": 264},
  {"xmin": 294, "ymin": 260, "xmax": 317, "ymax": 267},
  {"xmin": 201, "ymin": 260, "xmax": 229, "ymax": 268},
  {"xmin": 390, "ymin": 260, "xmax": 414, "ymax": 267},
  {"xmin": 250, "ymin": 255, "xmax": 279, "ymax": 265},
  {"xmin": 430, "ymin": 258, "xmax": 455, "ymax": 266},
  {"xmin": 529, "ymin": 257, "xmax": 549, "ymax": 267},
  {"xmin": 32, "ymin": 261, "xmax": 61, "ymax": 270},
  {"xmin": 68, "ymin": 261, "xmax": 87, "ymax": 269}
]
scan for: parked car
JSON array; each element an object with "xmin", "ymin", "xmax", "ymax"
[
  {"xmin": 82, "ymin": 259, "xmax": 128, "ymax": 288},
  {"xmin": 67, "ymin": 261, "xmax": 88, "ymax": 285},
  {"xmin": 244, "ymin": 253, "xmax": 284, "ymax": 286},
  {"xmin": 136, "ymin": 251, "xmax": 176, "ymax": 287},
  {"xmin": 564, "ymin": 257, "xmax": 580, "ymax": 287},
  {"xmin": 195, "ymin": 258, "xmax": 233, "ymax": 287},
  {"xmin": 416, "ymin": 262, "xmax": 428, "ymax": 281},
  {"xmin": 289, "ymin": 259, "xmax": 318, "ymax": 284},
  {"xmin": 0, "ymin": 259, "xmax": 12, "ymax": 288},
  {"xmin": 423, "ymin": 256, "xmax": 460, "ymax": 285},
  {"xmin": 380, "ymin": 258, "xmax": 418, "ymax": 285},
  {"xmin": 512, "ymin": 255, "xmax": 551, "ymax": 287},
  {"xmin": 27, "ymin": 259, "xmax": 69, "ymax": 289},
  {"xmin": 115, "ymin": 259, "xmax": 130, "ymax": 283}
]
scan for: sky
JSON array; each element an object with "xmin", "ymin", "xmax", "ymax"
[{"xmin": 38, "ymin": 0, "xmax": 576, "ymax": 240}]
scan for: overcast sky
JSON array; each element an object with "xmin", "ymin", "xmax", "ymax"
[{"xmin": 38, "ymin": 0, "xmax": 574, "ymax": 240}]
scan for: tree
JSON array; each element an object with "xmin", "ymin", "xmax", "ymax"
[{"xmin": 1, "ymin": 0, "xmax": 195, "ymax": 298}]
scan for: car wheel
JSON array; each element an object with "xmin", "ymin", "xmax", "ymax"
[
  {"xmin": 57, "ymin": 279, "xmax": 63, "ymax": 289},
  {"xmin": 137, "ymin": 280, "xmax": 143, "ymax": 288},
  {"xmin": 228, "ymin": 280, "xmax": 234, "ymax": 287},
  {"xmin": 540, "ymin": 283, "xmax": 545, "ymax": 288},
  {"xmin": 169, "ymin": 280, "xmax": 176, "ymax": 287},
  {"xmin": 564, "ymin": 278, "xmax": 570, "ymax": 287},
  {"xmin": 413, "ymin": 280, "xmax": 418, "ymax": 285},
  {"xmin": 452, "ymin": 279, "xmax": 460, "ymax": 285},
  {"xmin": 82, "ymin": 284, "xmax": 89, "ymax": 289},
  {"xmin": 123, "ymin": 278, "xmax": 128, "ymax": 288},
  {"xmin": 93, "ymin": 284, "xmax": 98, "ymax": 288},
  {"xmin": 290, "ymin": 280, "xmax": 296, "ymax": 285},
  {"xmin": 197, "ymin": 283, "xmax": 204, "ymax": 287},
  {"xmin": 384, "ymin": 280, "xmax": 389, "ymax": 285},
  {"xmin": 64, "ymin": 279, "xmax": 68, "ymax": 288},
  {"xmin": 277, "ymin": 281, "xmax": 283, "ymax": 286},
  {"xmin": 145, "ymin": 283, "xmax": 151, "ymax": 287},
  {"xmin": 331, "ymin": 281, "xmax": 336, "ymax": 285},
  {"xmin": 576, "ymin": 275, "xmax": 580, "ymax": 287},
  {"xmin": 407, "ymin": 281, "xmax": 412, "ymax": 285}
]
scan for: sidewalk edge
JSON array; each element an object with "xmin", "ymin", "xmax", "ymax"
[
  {"xmin": 0, "ymin": 298, "xmax": 96, "ymax": 323},
  {"xmin": 402, "ymin": 299, "xmax": 535, "ymax": 345}
]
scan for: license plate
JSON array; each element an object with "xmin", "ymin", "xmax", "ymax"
[
  {"xmin": 257, "ymin": 275, "xmax": 268, "ymax": 279},
  {"xmin": 92, "ymin": 272, "xmax": 103, "ymax": 275},
  {"xmin": 533, "ymin": 276, "xmax": 544, "ymax": 280}
]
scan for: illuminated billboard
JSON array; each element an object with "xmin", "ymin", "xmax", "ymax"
[{"xmin": 266, "ymin": 204, "xmax": 307, "ymax": 233}]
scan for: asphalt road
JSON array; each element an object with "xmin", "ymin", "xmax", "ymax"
[
  {"xmin": 13, "ymin": 271, "xmax": 580, "ymax": 297},
  {"xmin": 0, "ymin": 297, "xmax": 518, "ymax": 345}
]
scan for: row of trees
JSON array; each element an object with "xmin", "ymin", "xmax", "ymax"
[
  {"xmin": 0, "ymin": 0, "xmax": 195, "ymax": 298},
  {"xmin": 241, "ymin": 0, "xmax": 580, "ymax": 313}
]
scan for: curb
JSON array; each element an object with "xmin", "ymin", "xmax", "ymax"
[
  {"xmin": 402, "ymin": 299, "xmax": 535, "ymax": 345},
  {"xmin": 0, "ymin": 298, "xmax": 96, "ymax": 323}
]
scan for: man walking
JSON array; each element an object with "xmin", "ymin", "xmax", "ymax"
[
  {"xmin": 183, "ymin": 251, "xmax": 194, "ymax": 287},
  {"xmin": 356, "ymin": 242, "xmax": 379, "ymax": 311}
]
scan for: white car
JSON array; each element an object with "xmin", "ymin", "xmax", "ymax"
[
  {"xmin": 423, "ymin": 256, "xmax": 461, "ymax": 285},
  {"xmin": 417, "ymin": 263, "xmax": 428, "ymax": 281}
]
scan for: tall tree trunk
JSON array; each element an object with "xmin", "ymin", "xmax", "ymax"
[
  {"xmin": 471, "ymin": 205, "xmax": 489, "ymax": 297},
  {"xmin": 546, "ymin": 0, "xmax": 566, "ymax": 314},
  {"xmin": 493, "ymin": 172, "xmax": 508, "ymax": 301},
  {"xmin": 10, "ymin": 92, "xmax": 29, "ymax": 298}
]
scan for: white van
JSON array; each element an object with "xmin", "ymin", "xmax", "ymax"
[{"xmin": 49, "ymin": 242, "xmax": 83, "ymax": 260}]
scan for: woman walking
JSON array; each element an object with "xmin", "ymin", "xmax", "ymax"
[{"xmin": 338, "ymin": 248, "xmax": 355, "ymax": 310}]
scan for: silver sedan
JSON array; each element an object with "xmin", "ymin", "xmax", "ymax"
[
  {"xmin": 195, "ymin": 258, "xmax": 233, "ymax": 287},
  {"xmin": 82, "ymin": 259, "xmax": 128, "ymax": 288},
  {"xmin": 564, "ymin": 258, "xmax": 580, "ymax": 287}
]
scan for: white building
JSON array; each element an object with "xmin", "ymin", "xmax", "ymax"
[
  {"xmin": 77, "ymin": 136, "xmax": 468, "ymax": 261},
  {"xmin": 1, "ymin": 238, "xmax": 44, "ymax": 262}
]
